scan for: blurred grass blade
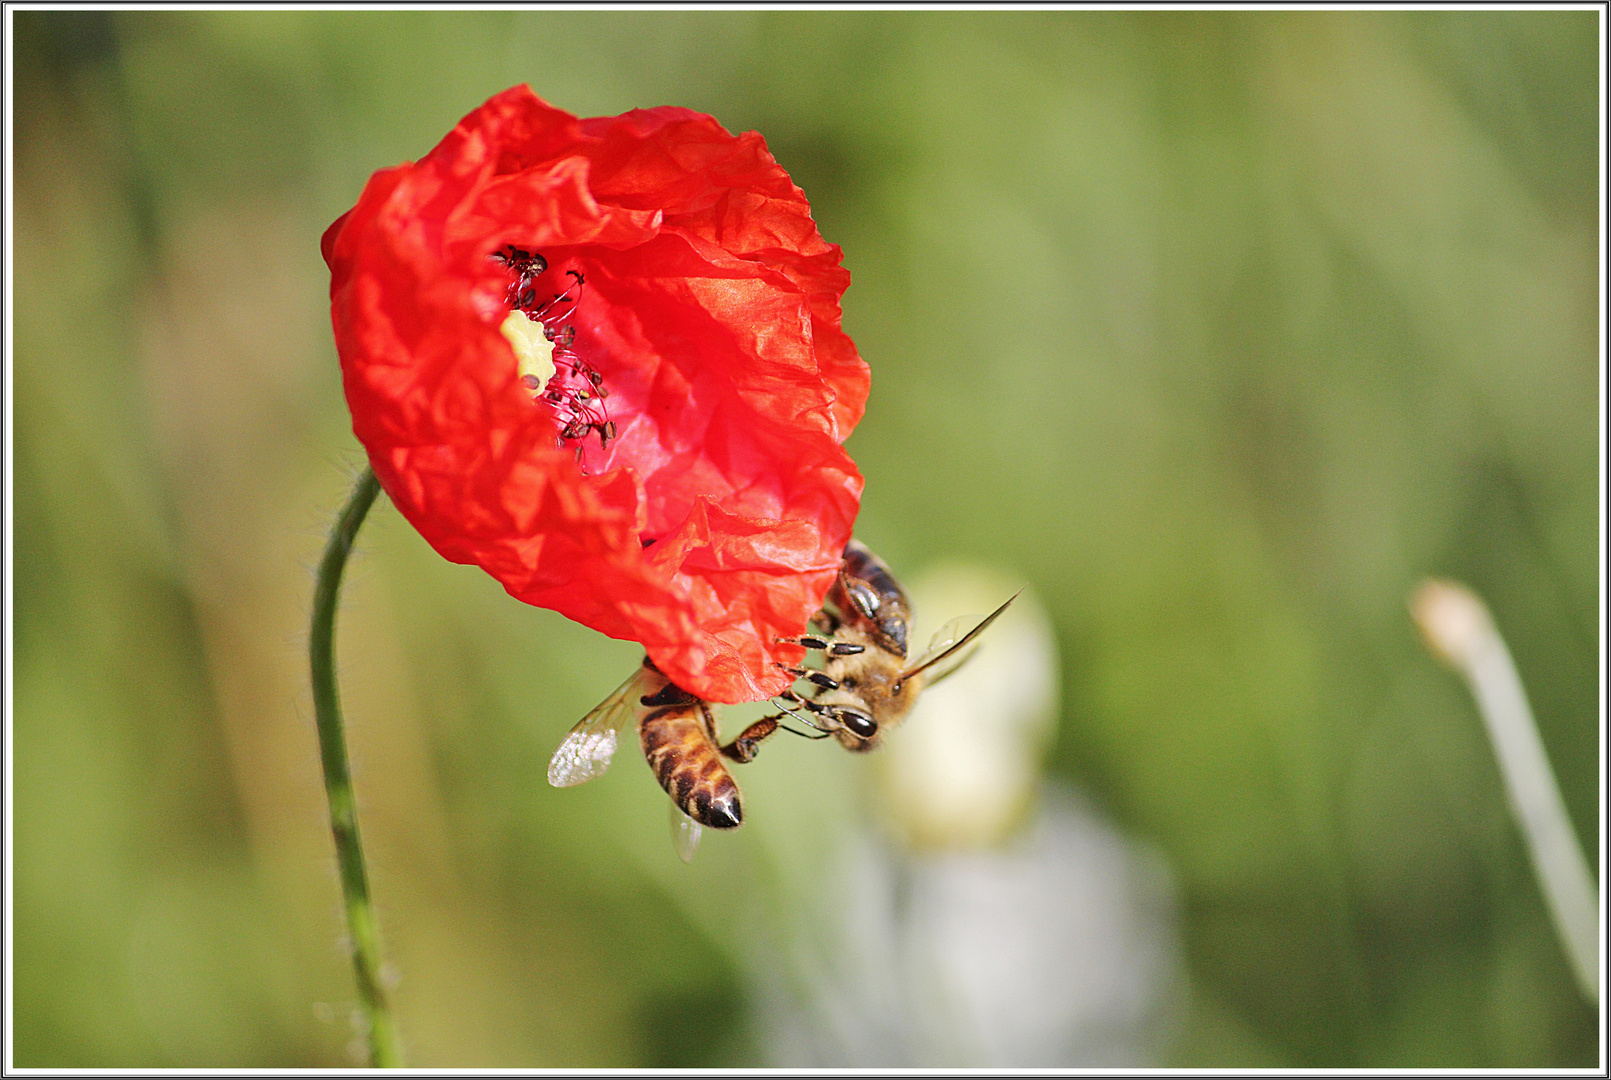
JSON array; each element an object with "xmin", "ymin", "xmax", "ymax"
[{"xmin": 1411, "ymin": 579, "xmax": 1599, "ymax": 1004}]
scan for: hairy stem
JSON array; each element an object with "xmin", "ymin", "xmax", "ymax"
[{"xmin": 310, "ymin": 467, "xmax": 402, "ymax": 1066}]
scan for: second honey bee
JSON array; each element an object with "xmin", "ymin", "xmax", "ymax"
[
  {"xmin": 547, "ymin": 539, "xmax": 1015, "ymax": 858},
  {"xmin": 729, "ymin": 538, "xmax": 1018, "ymax": 758}
]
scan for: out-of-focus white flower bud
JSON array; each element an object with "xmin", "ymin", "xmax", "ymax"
[
  {"xmin": 755, "ymin": 563, "xmax": 1181, "ymax": 1067},
  {"xmin": 1410, "ymin": 578, "xmax": 1495, "ymax": 670},
  {"xmin": 875, "ymin": 564, "xmax": 1059, "ymax": 850}
]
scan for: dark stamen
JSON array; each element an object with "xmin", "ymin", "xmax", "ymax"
[{"xmin": 495, "ymin": 247, "xmax": 615, "ymax": 459}]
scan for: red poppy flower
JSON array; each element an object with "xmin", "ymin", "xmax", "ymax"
[{"xmin": 322, "ymin": 86, "xmax": 868, "ymax": 703}]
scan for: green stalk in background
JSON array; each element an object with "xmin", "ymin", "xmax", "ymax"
[{"xmin": 309, "ymin": 467, "xmax": 402, "ymax": 1067}]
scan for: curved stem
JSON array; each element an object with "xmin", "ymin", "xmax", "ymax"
[{"xmin": 310, "ymin": 467, "xmax": 402, "ymax": 1066}]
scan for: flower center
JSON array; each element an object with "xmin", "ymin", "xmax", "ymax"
[{"xmin": 493, "ymin": 246, "xmax": 615, "ymax": 453}]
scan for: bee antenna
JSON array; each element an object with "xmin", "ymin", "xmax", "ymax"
[{"xmin": 900, "ymin": 590, "xmax": 1022, "ymax": 681}]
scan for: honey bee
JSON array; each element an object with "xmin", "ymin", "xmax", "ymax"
[
  {"xmin": 548, "ymin": 539, "xmax": 1015, "ymax": 859},
  {"xmin": 731, "ymin": 538, "xmax": 1018, "ymax": 757},
  {"xmin": 547, "ymin": 657, "xmax": 741, "ymax": 860}
]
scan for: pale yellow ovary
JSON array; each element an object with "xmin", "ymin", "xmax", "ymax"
[{"xmin": 500, "ymin": 310, "xmax": 556, "ymax": 390}]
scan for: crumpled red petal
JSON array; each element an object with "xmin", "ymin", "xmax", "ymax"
[{"xmin": 324, "ymin": 86, "xmax": 867, "ymax": 702}]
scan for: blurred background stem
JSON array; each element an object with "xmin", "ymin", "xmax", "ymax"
[
  {"xmin": 1412, "ymin": 580, "xmax": 1600, "ymax": 1006},
  {"xmin": 309, "ymin": 467, "xmax": 401, "ymax": 1067}
]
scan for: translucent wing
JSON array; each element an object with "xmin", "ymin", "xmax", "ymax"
[
  {"xmin": 899, "ymin": 614, "xmax": 978, "ymax": 688},
  {"xmin": 669, "ymin": 798, "xmax": 704, "ymax": 863},
  {"xmin": 547, "ymin": 666, "xmax": 649, "ymax": 788},
  {"xmin": 902, "ymin": 593, "xmax": 1021, "ymax": 687},
  {"xmin": 918, "ymin": 615, "xmax": 975, "ymax": 666}
]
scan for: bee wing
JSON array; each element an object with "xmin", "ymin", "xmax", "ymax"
[
  {"xmin": 903, "ymin": 592, "xmax": 1021, "ymax": 686},
  {"xmin": 918, "ymin": 614, "xmax": 975, "ymax": 664},
  {"xmin": 669, "ymin": 798, "xmax": 704, "ymax": 863},
  {"xmin": 547, "ymin": 667, "xmax": 647, "ymax": 788},
  {"xmin": 899, "ymin": 615, "xmax": 976, "ymax": 687}
]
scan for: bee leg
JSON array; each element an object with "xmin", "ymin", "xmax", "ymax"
[
  {"xmin": 773, "ymin": 692, "xmax": 840, "ymax": 733},
  {"xmin": 776, "ymin": 634, "xmax": 832, "ymax": 651},
  {"xmin": 775, "ymin": 716, "xmax": 833, "ymax": 741},
  {"xmin": 774, "ymin": 662, "xmax": 840, "ymax": 692},
  {"xmin": 722, "ymin": 706, "xmax": 834, "ymax": 762},
  {"xmin": 780, "ymin": 688, "xmax": 827, "ymax": 712},
  {"xmin": 720, "ymin": 717, "xmax": 780, "ymax": 763},
  {"xmin": 776, "ymin": 634, "xmax": 866, "ymax": 658},
  {"xmin": 697, "ymin": 700, "xmax": 720, "ymax": 744},
  {"xmin": 768, "ymin": 692, "xmax": 820, "ymax": 729}
]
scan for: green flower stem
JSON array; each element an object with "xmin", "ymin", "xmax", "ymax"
[{"xmin": 310, "ymin": 466, "xmax": 402, "ymax": 1067}]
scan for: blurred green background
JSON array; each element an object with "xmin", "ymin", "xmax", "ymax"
[{"xmin": 12, "ymin": 9, "xmax": 1600, "ymax": 1068}]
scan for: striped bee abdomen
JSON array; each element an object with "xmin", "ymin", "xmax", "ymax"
[{"xmin": 638, "ymin": 703, "xmax": 743, "ymax": 829}]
